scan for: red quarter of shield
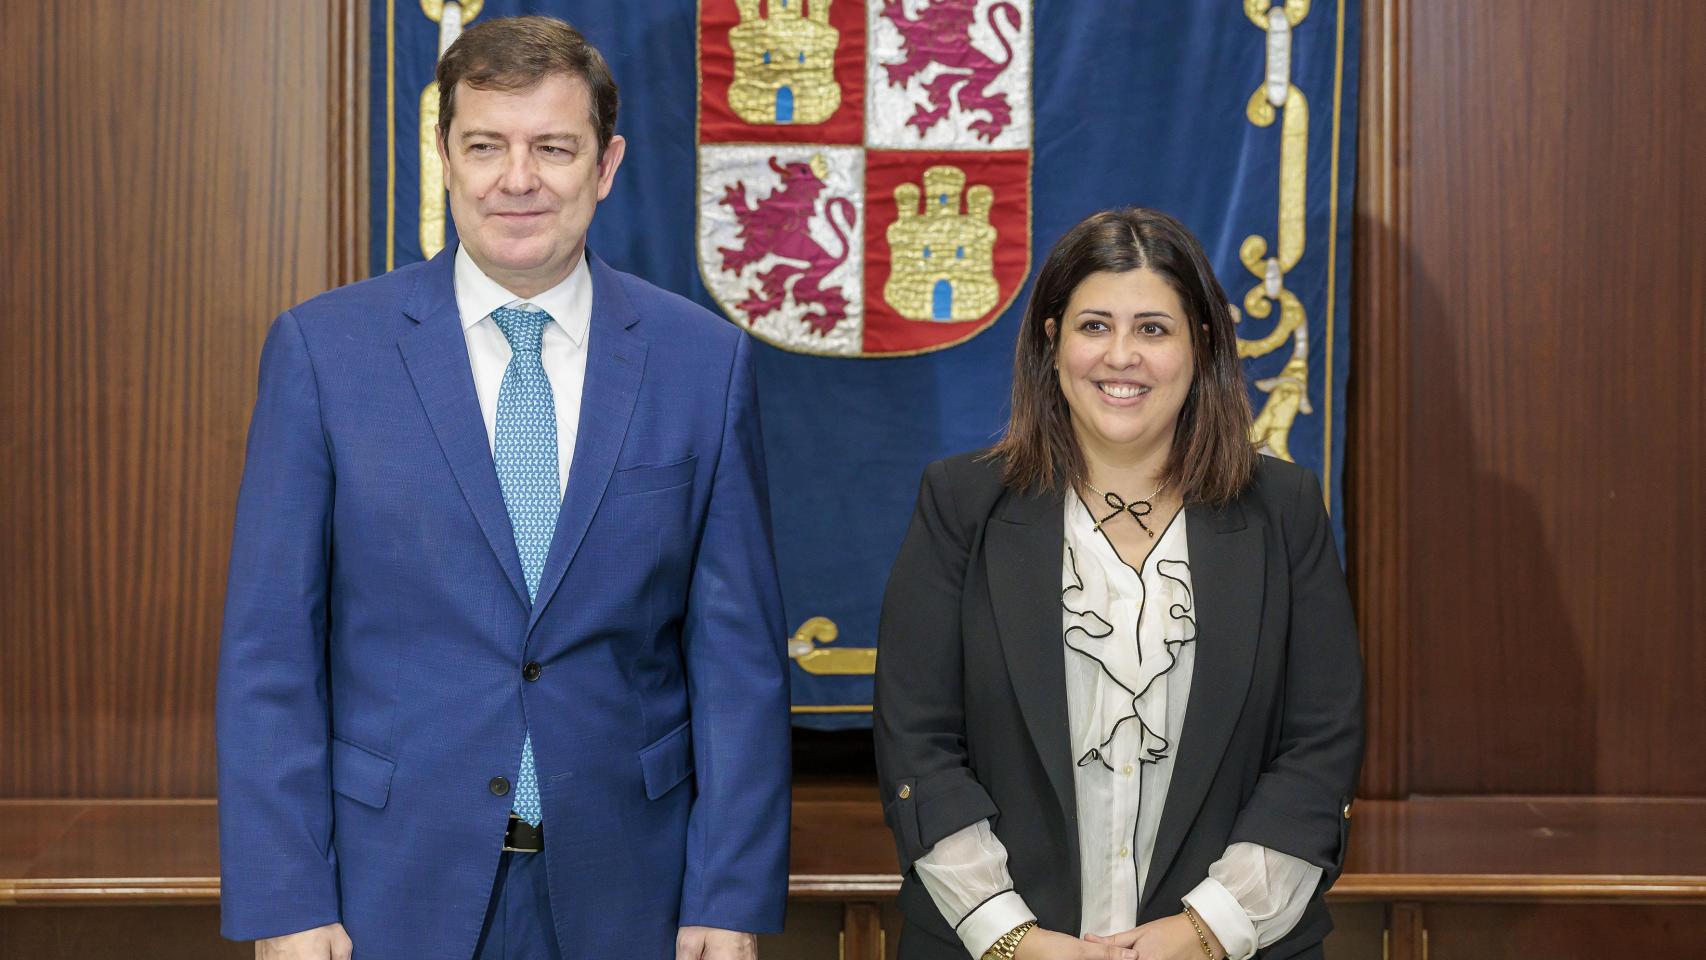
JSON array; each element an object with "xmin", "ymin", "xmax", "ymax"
[{"xmin": 861, "ymin": 149, "xmax": 1030, "ymax": 355}]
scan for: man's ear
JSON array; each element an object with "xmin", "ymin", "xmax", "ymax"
[{"xmin": 595, "ymin": 134, "xmax": 628, "ymax": 202}]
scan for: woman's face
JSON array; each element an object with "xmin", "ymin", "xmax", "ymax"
[{"xmin": 1049, "ymin": 268, "xmax": 1196, "ymax": 466}]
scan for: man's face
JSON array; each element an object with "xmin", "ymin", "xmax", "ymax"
[{"xmin": 437, "ymin": 73, "xmax": 625, "ymax": 298}]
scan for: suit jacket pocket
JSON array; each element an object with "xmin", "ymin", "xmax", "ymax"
[
  {"xmin": 331, "ymin": 736, "xmax": 396, "ymax": 809},
  {"xmin": 638, "ymin": 720, "xmax": 694, "ymax": 799},
  {"xmin": 610, "ymin": 456, "xmax": 697, "ymax": 497}
]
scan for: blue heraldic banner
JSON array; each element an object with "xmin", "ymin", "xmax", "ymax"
[{"xmin": 372, "ymin": 0, "xmax": 1359, "ymax": 728}]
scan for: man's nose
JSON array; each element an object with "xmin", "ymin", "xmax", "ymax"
[{"xmin": 498, "ymin": 151, "xmax": 539, "ymax": 194}]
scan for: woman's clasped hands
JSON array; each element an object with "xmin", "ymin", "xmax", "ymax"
[
  {"xmin": 1080, "ymin": 912, "xmax": 1226, "ymax": 960},
  {"xmin": 1011, "ymin": 926, "xmax": 1136, "ymax": 960}
]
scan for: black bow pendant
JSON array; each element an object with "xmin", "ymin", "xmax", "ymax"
[{"xmin": 1093, "ymin": 490, "xmax": 1156, "ymax": 538}]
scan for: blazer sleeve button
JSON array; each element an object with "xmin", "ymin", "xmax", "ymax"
[
  {"xmin": 490, "ymin": 776, "xmax": 511, "ymax": 797},
  {"xmin": 1342, "ymin": 801, "xmax": 1353, "ymax": 820},
  {"xmin": 898, "ymin": 784, "xmax": 911, "ymax": 799}
]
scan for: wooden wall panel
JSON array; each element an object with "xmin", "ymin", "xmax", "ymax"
[
  {"xmin": 1422, "ymin": 904, "xmax": 1706, "ymax": 957},
  {"xmin": 0, "ymin": 1, "xmax": 342, "ymax": 797},
  {"xmin": 0, "ymin": 907, "xmax": 248, "ymax": 960},
  {"xmin": 1348, "ymin": 0, "xmax": 1412, "ymax": 800},
  {"xmin": 1354, "ymin": 0, "xmax": 1706, "ymax": 795}
]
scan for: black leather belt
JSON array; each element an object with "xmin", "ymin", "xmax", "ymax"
[{"xmin": 503, "ymin": 814, "xmax": 543, "ymax": 853}]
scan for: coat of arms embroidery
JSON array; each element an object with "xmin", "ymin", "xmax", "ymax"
[{"xmin": 698, "ymin": 0, "xmax": 1033, "ymax": 357}]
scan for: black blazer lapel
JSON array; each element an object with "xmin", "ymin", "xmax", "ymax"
[
  {"xmin": 527, "ymin": 254, "xmax": 646, "ymax": 634},
  {"xmin": 398, "ymin": 246, "xmax": 530, "ymax": 609},
  {"xmin": 983, "ymin": 488, "xmax": 1078, "ymax": 839},
  {"xmin": 1141, "ymin": 498, "xmax": 1264, "ymax": 912}
]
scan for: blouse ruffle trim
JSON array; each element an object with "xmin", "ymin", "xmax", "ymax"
[{"xmin": 1061, "ymin": 497, "xmax": 1196, "ymax": 772}]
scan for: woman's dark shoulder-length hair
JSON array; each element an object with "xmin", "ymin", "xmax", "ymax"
[{"xmin": 988, "ymin": 207, "xmax": 1257, "ymax": 505}]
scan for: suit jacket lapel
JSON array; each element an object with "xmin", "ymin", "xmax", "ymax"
[
  {"xmin": 1141, "ymin": 498, "xmax": 1264, "ymax": 913},
  {"xmin": 398, "ymin": 246, "xmax": 530, "ymax": 609},
  {"xmin": 984, "ymin": 488, "xmax": 1079, "ymax": 843},
  {"xmin": 527, "ymin": 254, "xmax": 646, "ymax": 633}
]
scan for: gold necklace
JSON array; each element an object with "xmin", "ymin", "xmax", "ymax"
[{"xmin": 1084, "ymin": 480, "xmax": 1166, "ymax": 538}]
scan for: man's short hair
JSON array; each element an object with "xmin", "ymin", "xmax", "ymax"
[{"xmin": 435, "ymin": 15, "xmax": 619, "ymax": 157}]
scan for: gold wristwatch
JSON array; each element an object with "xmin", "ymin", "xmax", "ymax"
[{"xmin": 981, "ymin": 920, "xmax": 1037, "ymax": 960}]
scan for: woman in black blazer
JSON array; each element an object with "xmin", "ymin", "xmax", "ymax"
[{"xmin": 874, "ymin": 209, "xmax": 1362, "ymax": 960}]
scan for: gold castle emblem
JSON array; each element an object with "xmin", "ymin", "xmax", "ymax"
[
  {"xmin": 728, "ymin": 0, "xmax": 841, "ymax": 125},
  {"xmin": 884, "ymin": 166, "xmax": 999, "ymax": 322}
]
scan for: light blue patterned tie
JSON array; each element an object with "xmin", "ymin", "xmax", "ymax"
[{"xmin": 492, "ymin": 305, "xmax": 558, "ymax": 827}]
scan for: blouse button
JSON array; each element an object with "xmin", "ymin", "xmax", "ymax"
[
  {"xmin": 1122, "ymin": 764, "xmax": 1134, "ymax": 776},
  {"xmin": 1119, "ymin": 846, "xmax": 1130, "ymax": 858}
]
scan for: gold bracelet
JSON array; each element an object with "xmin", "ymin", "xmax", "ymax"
[
  {"xmin": 980, "ymin": 920, "xmax": 1037, "ymax": 960},
  {"xmin": 1182, "ymin": 904, "xmax": 1217, "ymax": 959}
]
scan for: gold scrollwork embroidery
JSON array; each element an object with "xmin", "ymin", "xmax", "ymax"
[
  {"xmin": 420, "ymin": 0, "xmax": 482, "ymax": 22},
  {"xmin": 420, "ymin": 85, "xmax": 446, "ymax": 259},
  {"xmin": 787, "ymin": 616, "xmax": 877, "ymax": 676},
  {"xmin": 1235, "ymin": 1, "xmax": 1310, "ymax": 462},
  {"xmin": 419, "ymin": 1, "xmax": 481, "ymax": 258},
  {"xmin": 1243, "ymin": 0, "xmax": 1308, "ymax": 29}
]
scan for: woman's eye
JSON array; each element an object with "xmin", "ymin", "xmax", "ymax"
[
  {"xmin": 1080, "ymin": 320, "xmax": 1108, "ymax": 333},
  {"xmin": 1141, "ymin": 322, "xmax": 1166, "ymax": 336}
]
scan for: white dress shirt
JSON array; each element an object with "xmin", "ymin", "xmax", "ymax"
[
  {"xmin": 913, "ymin": 495, "xmax": 1321, "ymax": 959},
  {"xmin": 454, "ymin": 245, "xmax": 592, "ymax": 496}
]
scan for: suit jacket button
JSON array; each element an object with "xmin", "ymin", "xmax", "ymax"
[
  {"xmin": 490, "ymin": 776, "xmax": 510, "ymax": 797},
  {"xmin": 898, "ymin": 785, "xmax": 911, "ymax": 799},
  {"xmin": 1343, "ymin": 801, "xmax": 1353, "ymax": 820},
  {"xmin": 523, "ymin": 662, "xmax": 542, "ymax": 682}
]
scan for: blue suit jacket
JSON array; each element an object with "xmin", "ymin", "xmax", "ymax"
[{"xmin": 216, "ymin": 248, "xmax": 792, "ymax": 959}]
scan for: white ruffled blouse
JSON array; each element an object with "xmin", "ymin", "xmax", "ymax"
[{"xmin": 911, "ymin": 494, "xmax": 1322, "ymax": 959}]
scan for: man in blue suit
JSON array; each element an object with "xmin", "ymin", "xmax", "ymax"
[{"xmin": 216, "ymin": 16, "xmax": 790, "ymax": 960}]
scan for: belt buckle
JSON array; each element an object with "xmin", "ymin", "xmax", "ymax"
[{"xmin": 502, "ymin": 813, "xmax": 543, "ymax": 853}]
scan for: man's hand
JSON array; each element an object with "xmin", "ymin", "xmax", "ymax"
[
  {"xmin": 255, "ymin": 922, "xmax": 352, "ymax": 960},
  {"xmin": 1013, "ymin": 926, "xmax": 1137, "ymax": 960},
  {"xmin": 676, "ymin": 925, "xmax": 758, "ymax": 960},
  {"xmin": 1083, "ymin": 912, "xmax": 1226, "ymax": 960}
]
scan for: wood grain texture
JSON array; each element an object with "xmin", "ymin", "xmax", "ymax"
[
  {"xmin": 1348, "ymin": 0, "xmax": 1412, "ymax": 801},
  {"xmin": 0, "ymin": 1, "xmax": 340, "ymax": 797},
  {"xmin": 1422, "ymin": 904, "xmax": 1706, "ymax": 957},
  {"xmin": 0, "ymin": 906, "xmax": 249, "ymax": 960},
  {"xmin": 1319, "ymin": 903, "xmax": 1385, "ymax": 960},
  {"xmin": 1391, "ymin": 0, "xmax": 1706, "ymax": 794},
  {"xmin": 15, "ymin": 796, "xmax": 1706, "ymax": 904},
  {"xmin": 842, "ymin": 903, "xmax": 885, "ymax": 960},
  {"xmin": 1384, "ymin": 903, "xmax": 1424, "ymax": 960},
  {"xmin": 1338, "ymin": 797, "xmax": 1706, "ymax": 895},
  {"xmin": 328, "ymin": 0, "xmax": 370, "ymax": 288},
  {"xmin": 789, "ymin": 777, "xmax": 900, "ymax": 897}
]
